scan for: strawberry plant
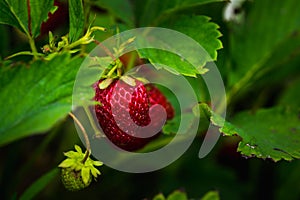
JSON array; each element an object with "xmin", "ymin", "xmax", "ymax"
[{"xmin": 0, "ymin": 0, "xmax": 300, "ymax": 199}]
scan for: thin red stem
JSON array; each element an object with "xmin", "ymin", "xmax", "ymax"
[
  {"xmin": 94, "ymin": 40, "xmax": 116, "ymax": 61},
  {"xmin": 27, "ymin": 0, "xmax": 32, "ymax": 36}
]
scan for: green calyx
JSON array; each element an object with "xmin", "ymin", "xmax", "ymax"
[{"xmin": 58, "ymin": 145, "xmax": 103, "ymax": 191}]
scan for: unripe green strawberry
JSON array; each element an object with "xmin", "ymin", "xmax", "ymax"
[
  {"xmin": 58, "ymin": 145, "xmax": 103, "ymax": 191},
  {"xmin": 61, "ymin": 168, "xmax": 92, "ymax": 191}
]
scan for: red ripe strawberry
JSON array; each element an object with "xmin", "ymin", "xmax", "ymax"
[
  {"xmin": 146, "ymin": 85, "xmax": 175, "ymax": 120},
  {"xmin": 94, "ymin": 78, "xmax": 174, "ymax": 151}
]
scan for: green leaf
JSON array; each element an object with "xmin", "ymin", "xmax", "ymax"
[
  {"xmin": 93, "ymin": 0, "xmax": 134, "ymax": 27},
  {"xmin": 198, "ymin": 103, "xmax": 241, "ymax": 137},
  {"xmin": 228, "ymin": 0, "xmax": 300, "ymax": 88},
  {"xmin": 200, "ymin": 104, "xmax": 300, "ymax": 161},
  {"xmin": 138, "ymin": 15, "xmax": 222, "ymax": 77},
  {"xmin": 68, "ymin": 0, "xmax": 84, "ymax": 42},
  {"xmin": 139, "ymin": 49, "xmax": 201, "ymax": 77},
  {"xmin": 0, "ymin": 0, "xmax": 56, "ymax": 37},
  {"xmin": 30, "ymin": 0, "xmax": 56, "ymax": 37},
  {"xmin": 19, "ymin": 168, "xmax": 59, "ymax": 200},
  {"xmin": 163, "ymin": 15, "xmax": 222, "ymax": 61},
  {"xmin": 167, "ymin": 190, "xmax": 188, "ymax": 200},
  {"xmin": 0, "ymin": 0, "xmax": 29, "ymax": 34},
  {"xmin": 153, "ymin": 193, "xmax": 166, "ymax": 200},
  {"xmin": 229, "ymin": 107, "xmax": 300, "ymax": 161},
  {"xmin": 139, "ymin": 0, "xmax": 227, "ymax": 26},
  {"xmin": 0, "ymin": 54, "xmax": 83, "ymax": 147},
  {"xmin": 201, "ymin": 191, "xmax": 220, "ymax": 200}
]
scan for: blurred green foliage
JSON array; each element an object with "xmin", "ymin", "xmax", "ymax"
[{"xmin": 0, "ymin": 0, "xmax": 300, "ymax": 199}]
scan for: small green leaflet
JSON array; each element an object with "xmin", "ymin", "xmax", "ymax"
[{"xmin": 68, "ymin": 0, "xmax": 84, "ymax": 42}]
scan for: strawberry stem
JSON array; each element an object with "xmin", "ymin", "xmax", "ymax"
[
  {"xmin": 94, "ymin": 39, "xmax": 116, "ymax": 61},
  {"xmin": 83, "ymin": 106, "xmax": 104, "ymax": 137},
  {"xmin": 81, "ymin": 150, "xmax": 90, "ymax": 164},
  {"xmin": 69, "ymin": 112, "xmax": 91, "ymax": 154}
]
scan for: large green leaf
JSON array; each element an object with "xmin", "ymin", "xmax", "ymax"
[
  {"xmin": 139, "ymin": 0, "xmax": 226, "ymax": 26},
  {"xmin": 202, "ymin": 103, "xmax": 300, "ymax": 161},
  {"xmin": 0, "ymin": 54, "xmax": 83, "ymax": 147},
  {"xmin": 228, "ymin": 0, "xmax": 300, "ymax": 88},
  {"xmin": 93, "ymin": 0, "xmax": 134, "ymax": 27},
  {"xmin": 138, "ymin": 15, "xmax": 222, "ymax": 77},
  {"xmin": 0, "ymin": 0, "xmax": 56, "ymax": 37},
  {"xmin": 228, "ymin": 107, "xmax": 300, "ymax": 161},
  {"xmin": 68, "ymin": 0, "xmax": 84, "ymax": 42}
]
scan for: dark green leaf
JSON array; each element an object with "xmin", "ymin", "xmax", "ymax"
[
  {"xmin": 19, "ymin": 168, "xmax": 59, "ymax": 200},
  {"xmin": 164, "ymin": 15, "xmax": 222, "ymax": 61},
  {"xmin": 0, "ymin": 0, "xmax": 55, "ymax": 37},
  {"xmin": 68, "ymin": 0, "xmax": 84, "ymax": 42},
  {"xmin": 138, "ymin": 16, "xmax": 222, "ymax": 77},
  {"xmin": 0, "ymin": 0, "xmax": 28, "ymax": 35},
  {"xmin": 0, "ymin": 54, "xmax": 83, "ymax": 146},
  {"xmin": 200, "ymin": 104, "xmax": 300, "ymax": 161},
  {"xmin": 139, "ymin": 0, "xmax": 227, "ymax": 26},
  {"xmin": 93, "ymin": 0, "xmax": 134, "ymax": 27},
  {"xmin": 198, "ymin": 103, "xmax": 241, "ymax": 137},
  {"xmin": 30, "ymin": 0, "xmax": 56, "ymax": 37},
  {"xmin": 229, "ymin": 107, "xmax": 300, "ymax": 161}
]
